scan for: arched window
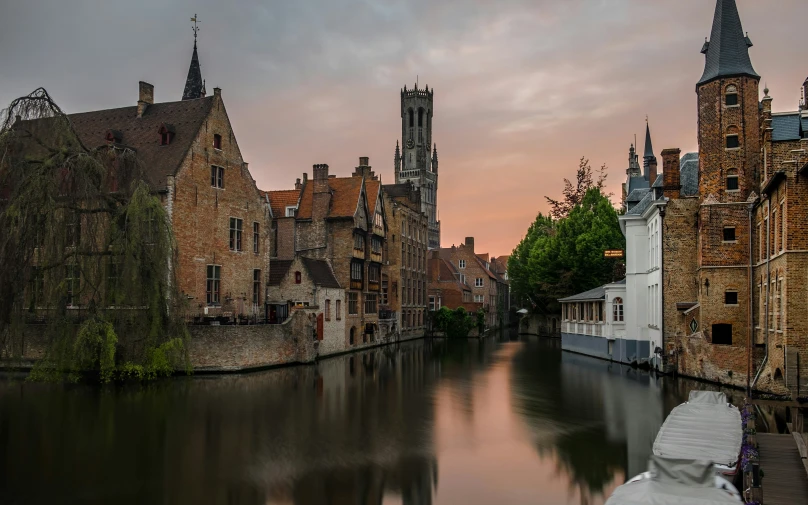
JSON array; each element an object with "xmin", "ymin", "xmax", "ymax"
[
  {"xmin": 295, "ymin": 271, "xmax": 302, "ymax": 284},
  {"xmin": 725, "ymin": 85, "xmax": 738, "ymax": 106},
  {"xmin": 408, "ymin": 108, "xmax": 414, "ymax": 127},
  {"xmin": 418, "ymin": 108, "xmax": 424, "ymax": 127},
  {"xmin": 349, "ymin": 327, "xmax": 356, "ymax": 345},
  {"xmin": 613, "ymin": 297, "xmax": 624, "ymax": 322}
]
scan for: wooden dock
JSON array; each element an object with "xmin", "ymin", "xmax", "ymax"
[{"xmin": 757, "ymin": 433, "xmax": 808, "ymax": 505}]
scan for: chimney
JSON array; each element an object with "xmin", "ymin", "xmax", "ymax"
[
  {"xmin": 465, "ymin": 237, "xmax": 475, "ymax": 250},
  {"xmin": 649, "ymin": 158, "xmax": 658, "ymax": 188},
  {"xmin": 353, "ymin": 157, "xmax": 376, "ymax": 179},
  {"xmin": 137, "ymin": 81, "xmax": 154, "ymax": 118},
  {"xmin": 295, "ymin": 178, "xmax": 302, "ymax": 190},
  {"xmin": 661, "ymin": 148, "xmax": 681, "ymax": 199},
  {"xmin": 313, "ymin": 164, "xmax": 330, "ymax": 194},
  {"xmin": 213, "ymin": 87, "xmax": 221, "ymax": 97},
  {"xmin": 802, "ymin": 77, "xmax": 808, "ymax": 111}
]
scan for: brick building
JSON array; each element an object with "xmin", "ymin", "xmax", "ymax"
[
  {"xmin": 437, "ymin": 238, "xmax": 504, "ymax": 329},
  {"xmin": 40, "ymin": 39, "xmax": 270, "ymax": 321},
  {"xmin": 661, "ymin": 0, "xmax": 808, "ymax": 395},
  {"xmin": 427, "ymin": 250, "xmax": 476, "ymax": 313},
  {"xmin": 382, "ymin": 181, "xmax": 429, "ymax": 338},
  {"xmin": 290, "ymin": 158, "xmax": 390, "ymax": 347}
]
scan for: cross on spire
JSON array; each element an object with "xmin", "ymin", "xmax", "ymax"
[{"xmin": 191, "ymin": 14, "xmax": 200, "ymax": 43}]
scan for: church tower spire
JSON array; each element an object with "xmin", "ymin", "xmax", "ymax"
[
  {"xmin": 642, "ymin": 119, "xmax": 657, "ymax": 183},
  {"xmin": 698, "ymin": 0, "xmax": 758, "ymax": 86},
  {"xmin": 182, "ymin": 15, "xmax": 206, "ymax": 101}
]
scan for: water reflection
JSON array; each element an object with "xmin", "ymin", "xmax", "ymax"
[{"xmin": 0, "ymin": 334, "xmax": 757, "ymax": 505}]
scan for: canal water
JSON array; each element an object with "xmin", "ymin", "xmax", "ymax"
[{"xmin": 0, "ymin": 334, "xmax": 754, "ymax": 505}]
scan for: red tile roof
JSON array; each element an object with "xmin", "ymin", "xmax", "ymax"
[
  {"xmin": 266, "ymin": 189, "xmax": 301, "ymax": 218},
  {"xmin": 296, "ymin": 176, "xmax": 364, "ymax": 220}
]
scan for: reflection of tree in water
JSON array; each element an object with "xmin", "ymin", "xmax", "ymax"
[{"xmin": 509, "ymin": 337, "xmax": 627, "ymax": 501}]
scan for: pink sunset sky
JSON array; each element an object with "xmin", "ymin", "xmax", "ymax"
[{"xmin": 1, "ymin": 0, "xmax": 805, "ymax": 256}]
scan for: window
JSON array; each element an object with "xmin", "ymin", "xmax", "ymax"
[
  {"xmin": 725, "ymin": 86, "xmax": 738, "ymax": 106},
  {"xmin": 325, "ymin": 299, "xmax": 331, "ymax": 321},
  {"xmin": 336, "ymin": 299, "xmax": 342, "ymax": 320},
  {"xmin": 66, "ymin": 211, "xmax": 81, "ymax": 248},
  {"xmin": 285, "ymin": 206, "xmax": 296, "ymax": 217},
  {"xmin": 229, "ymin": 218, "xmax": 243, "ymax": 251},
  {"xmin": 459, "ymin": 259, "xmax": 466, "ymax": 269},
  {"xmin": 29, "ymin": 267, "xmax": 44, "ymax": 309},
  {"xmin": 351, "ymin": 261, "xmax": 363, "ymax": 284},
  {"xmin": 726, "ymin": 135, "xmax": 740, "ymax": 149},
  {"xmin": 253, "ymin": 269, "xmax": 261, "ymax": 305},
  {"xmin": 780, "ymin": 202, "xmax": 785, "ymax": 252},
  {"xmin": 613, "ymin": 297, "xmax": 624, "ymax": 322},
  {"xmin": 429, "ymin": 296, "xmax": 436, "ymax": 311},
  {"xmin": 368, "ymin": 263, "xmax": 380, "ymax": 284},
  {"xmin": 475, "ymin": 278, "xmax": 484, "ymax": 288},
  {"xmin": 295, "ymin": 271, "xmax": 302, "ymax": 284},
  {"xmin": 726, "ymin": 175, "xmax": 739, "ymax": 191},
  {"xmin": 160, "ymin": 130, "xmax": 173, "ymax": 146},
  {"xmin": 381, "ymin": 278, "xmax": 388, "ymax": 305},
  {"xmin": 463, "ymin": 291, "xmax": 471, "ymax": 302},
  {"xmin": 371, "ymin": 236, "xmax": 382, "ymax": 255},
  {"xmin": 723, "ymin": 227, "xmax": 736, "ymax": 242},
  {"xmin": 349, "ymin": 327, "xmax": 355, "ymax": 345},
  {"xmin": 213, "ymin": 134, "xmax": 222, "ymax": 150},
  {"xmin": 206, "ymin": 265, "xmax": 221, "ymax": 305},
  {"xmin": 65, "ymin": 265, "xmax": 79, "ymax": 307},
  {"xmin": 211, "ymin": 165, "xmax": 224, "ymax": 188},
  {"xmin": 354, "ymin": 233, "xmax": 365, "ymax": 251},
  {"xmin": 474, "ymin": 294, "xmax": 484, "ymax": 303},
  {"xmin": 365, "ymin": 294, "xmax": 377, "ymax": 314},
  {"xmin": 712, "ymin": 323, "xmax": 732, "ymax": 345},
  {"xmin": 106, "ymin": 259, "xmax": 121, "ymax": 305},
  {"xmin": 253, "ymin": 222, "xmax": 260, "ymax": 254},
  {"xmin": 459, "ymin": 273, "xmax": 466, "ymax": 285},
  {"xmin": 144, "ymin": 208, "xmax": 158, "ymax": 245},
  {"xmin": 725, "ymin": 291, "xmax": 738, "ymax": 305},
  {"xmin": 348, "ymin": 292, "xmax": 359, "ymax": 315}
]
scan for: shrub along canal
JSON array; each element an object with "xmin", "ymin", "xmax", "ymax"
[{"xmin": 0, "ymin": 332, "xmax": 783, "ymax": 505}]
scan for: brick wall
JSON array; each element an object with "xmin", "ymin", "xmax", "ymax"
[{"xmin": 171, "ymin": 90, "xmax": 269, "ymax": 318}]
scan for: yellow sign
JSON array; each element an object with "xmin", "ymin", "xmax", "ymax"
[{"xmin": 604, "ymin": 250, "xmax": 624, "ymax": 259}]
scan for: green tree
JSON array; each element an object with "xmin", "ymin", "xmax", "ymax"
[
  {"xmin": 0, "ymin": 88, "xmax": 190, "ymax": 382},
  {"xmin": 530, "ymin": 188, "xmax": 624, "ymax": 303},
  {"xmin": 433, "ymin": 306, "xmax": 475, "ymax": 338},
  {"xmin": 508, "ymin": 212, "xmax": 553, "ymax": 308},
  {"xmin": 545, "ymin": 157, "xmax": 608, "ymax": 220}
]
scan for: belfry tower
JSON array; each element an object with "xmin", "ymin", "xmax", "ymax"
[{"xmin": 395, "ymin": 83, "xmax": 440, "ymax": 249}]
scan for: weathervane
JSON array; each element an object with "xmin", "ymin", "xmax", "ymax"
[{"xmin": 191, "ymin": 14, "xmax": 200, "ymax": 43}]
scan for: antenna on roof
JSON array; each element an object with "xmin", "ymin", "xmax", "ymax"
[{"xmin": 191, "ymin": 14, "xmax": 200, "ymax": 43}]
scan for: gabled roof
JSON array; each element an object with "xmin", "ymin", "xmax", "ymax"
[
  {"xmin": 680, "ymin": 152, "xmax": 700, "ymax": 196},
  {"xmin": 268, "ymin": 260, "xmax": 293, "ymax": 286},
  {"xmin": 69, "ymin": 97, "xmax": 215, "ymax": 190},
  {"xmin": 301, "ymin": 258, "xmax": 341, "ymax": 288},
  {"xmin": 437, "ymin": 258, "xmax": 471, "ymax": 292},
  {"xmin": 268, "ymin": 258, "xmax": 341, "ymax": 288},
  {"xmin": 296, "ymin": 176, "xmax": 365, "ymax": 220},
  {"xmin": 698, "ymin": 0, "xmax": 759, "ymax": 86},
  {"xmin": 366, "ymin": 179, "xmax": 381, "ymax": 215},
  {"xmin": 266, "ymin": 189, "xmax": 301, "ymax": 218},
  {"xmin": 627, "ymin": 176, "xmax": 650, "ymax": 195},
  {"xmin": 626, "ymin": 187, "xmax": 650, "ymax": 204},
  {"xmin": 771, "ymin": 113, "xmax": 802, "ymax": 142},
  {"xmin": 626, "ymin": 191, "xmax": 656, "ymax": 216}
]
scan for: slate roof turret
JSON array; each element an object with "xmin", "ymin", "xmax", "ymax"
[
  {"xmin": 698, "ymin": 0, "xmax": 759, "ymax": 86},
  {"xmin": 182, "ymin": 41, "xmax": 206, "ymax": 101}
]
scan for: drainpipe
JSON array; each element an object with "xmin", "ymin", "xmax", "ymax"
[
  {"xmin": 746, "ymin": 201, "xmax": 754, "ymax": 397},
  {"xmin": 752, "ymin": 198, "xmax": 770, "ymax": 389},
  {"xmin": 659, "ymin": 204, "xmax": 666, "ymax": 373}
]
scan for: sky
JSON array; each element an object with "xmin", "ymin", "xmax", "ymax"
[{"xmin": 1, "ymin": 0, "xmax": 806, "ymax": 256}]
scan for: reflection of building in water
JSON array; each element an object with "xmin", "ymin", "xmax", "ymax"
[{"xmin": 510, "ymin": 339, "xmax": 665, "ymax": 502}]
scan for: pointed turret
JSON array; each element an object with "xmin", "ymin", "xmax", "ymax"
[
  {"xmin": 642, "ymin": 121, "xmax": 658, "ymax": 183},
  {"xmin": 431, "ymin": 143, "xmax": 438, "ymax": 174},
  {"xmin": 182, "ymin": 41, "xmax": 205, "ymax": 101},
  {"xmin": 698, "ymin": 0, "xmax": 759, "ymax": 86},
  {"xmin": 394, "ymin": 140, "xmax": 401, "ymax": 172}
]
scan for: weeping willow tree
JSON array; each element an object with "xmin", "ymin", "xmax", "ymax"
[{"xmin": 0, "ymin": 88, "xmax": 189, "ymax": 382}]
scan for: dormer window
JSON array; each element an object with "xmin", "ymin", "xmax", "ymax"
[
  {"xmin": 725, "ymin": 85, "xmax": 738, "ymax": 107},
  {"xmin": 213, "ymin": 134, "xmax": 222, "ymax": 150},
  {"xmin": 158, "ymin": 124, "xmax": 175, "ymax": 146},
  {"xmin": 105, "ymin": 130, "xmax": 122, "ymax": 144}
]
